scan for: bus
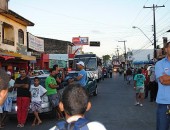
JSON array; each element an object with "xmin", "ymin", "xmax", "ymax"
[{"xmin": 73, "ymin": 54, "xmax": 102, "ymax": 82}]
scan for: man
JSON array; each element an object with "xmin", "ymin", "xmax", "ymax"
[
  {"xmin": 71, "ymin": 61, "xmax": 87, "ymax": 87},
  {"xmin": 155, "ymin": 42, "xmax": 170, "ymax": 130},
  {"xmin": 0, "ymin": 69, "xmax": 9, "ymax": 106},
  {"xmin": 53, "ymin": 64, "xmax": 65, "ymax": 88},
  {"xmin": 45, "ymin": 68, "xmax": 63, "ymax": 119},
  {"xmin": 14, "ymin": 69, "xmax": 31, "ymax": 128}
]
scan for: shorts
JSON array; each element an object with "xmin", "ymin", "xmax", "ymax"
[
  {"xmin": 136, "ymin": 87, "xmax": 144, "ymax": 93},
  {"xmin": 127, "ymin": 75, "xmax": 132, "ymax": 81},
  {"xmin": 48, "ymin": 93, "xmax": 60, "ymax": 108},
  {"xmin": 3, "ymin": 97, "xmax": 13, "ymax": 112},
  {"xmin": 31, "ymin": 101, "xmax": 42, "ymax": 112}
]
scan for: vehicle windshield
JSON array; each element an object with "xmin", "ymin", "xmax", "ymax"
[
  {"xmin": 73, "ymin": 58, "xmax": 97, "ymax": 71},
  {"xmin": 43, "ymin": 70, "xmax": 49, "ymax": 74}
]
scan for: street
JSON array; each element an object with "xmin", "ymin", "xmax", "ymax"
[{"xmin": 4, "ymin": 73, "xmax": 157, "ymax": 130}]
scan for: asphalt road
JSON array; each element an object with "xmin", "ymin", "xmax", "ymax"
[{"xmin": 4, "ymin": 73, "xmax": 157, "ymax": 130}]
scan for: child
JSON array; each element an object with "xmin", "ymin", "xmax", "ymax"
[
  {"xmin": 50, "ymin": 83, "xmax": 106, "ymax": 130},
  {"xmin": 30, "ymin": 77, "xmax": 47, "ymax": 126},
  {"xmin": 134, "ymin": 69, "xmax": 146, "ymax": 107}
]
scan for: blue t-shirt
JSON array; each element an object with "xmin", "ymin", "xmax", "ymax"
[
  {"xmin": 134, "ymin": 74, "xmax": 146, "ymax": 87},
  {"xmin": 155, "ymin": 57, "xmax": 170, "ymax": 104},
  {"xmin": 78, "ymin": 69, "xmax": 87, "ymax": 87}
]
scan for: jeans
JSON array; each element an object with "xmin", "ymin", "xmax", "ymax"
[
  {"xmin": 157, "ymin": 104, "xmax": 170, "ymax": 130},
  {"xmin": 17, "ymin": 97, "xmax": 30, "ymax": 124}
]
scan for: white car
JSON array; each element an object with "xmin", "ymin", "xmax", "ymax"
[{"xmin": 34, "ymin": 70, "xmax": 50, "ymax": 76}]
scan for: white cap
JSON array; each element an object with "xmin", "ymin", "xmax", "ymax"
[
  {"xmin": 7, "ymin": 71, "xmax": 11, "ymax": 76},
  {"xmin": 76, "ymin": 61, "xmax": 85, "ymax": 67}
]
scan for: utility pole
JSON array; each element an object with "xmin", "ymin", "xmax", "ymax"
[
  {"xmin": 143, "ymin": 4, "xmax": 165, "ymax": 59},
  {"xmin": 118, "ymin": 41, "xmax": 127, "ymax": 69},
  {"xmin": 115, "ymin": 46, "xmax": 119, "ymax": 62}
]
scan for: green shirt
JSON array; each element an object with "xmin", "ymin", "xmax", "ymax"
[
  {"xmin": 134, "ymin": 74, "xmax": 146, "ymax": 87},
  {"xmin": 45, "ymin": 76, "xmax": 57, "ymax": 95}
]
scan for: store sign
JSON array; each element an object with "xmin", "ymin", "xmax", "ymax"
[
  {"xmin": 27, "ymin": 33, "xmax": 44, "ymax": 52},
  {"xmin": 49, "ymin": 59, "xmax": 67, "ymax": 68},
  {"xmin": 72, "ymin": 37, "xmax": 88, "ymax": 45}
]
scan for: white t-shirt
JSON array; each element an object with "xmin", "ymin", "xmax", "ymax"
[
  {"xmin": 8, "ymin": 79, "xmax": 15, "ymax": 98},
  {"xmin": 30, "ymin": 85, "xmax": 47, "ymax": 102}
]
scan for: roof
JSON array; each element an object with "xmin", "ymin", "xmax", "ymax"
[{"xmin": 1, "ymin": 9, "xmax": 34, "ymax": 26}]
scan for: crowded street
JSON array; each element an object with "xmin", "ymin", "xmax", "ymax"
[{"xmin": 2, "ymin": 72, "xmax": 157, "ymax": 130}]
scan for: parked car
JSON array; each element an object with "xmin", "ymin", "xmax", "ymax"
[
  {"xmin": 33, "ymin": 70, "xmax": 50, "ymax": 76},
  {"xmin": 9, "ymin": 75, "xmax": 63, "ymax": 116},
  {"xmin": 64, "ymin": 71, "xmax": 98, "ymax": 96}
]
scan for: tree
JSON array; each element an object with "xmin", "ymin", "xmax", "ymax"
[{"xmin": 103, "ymin": 55, "xmax": 111, "ymax": 63}]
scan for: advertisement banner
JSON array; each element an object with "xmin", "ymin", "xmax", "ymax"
[
  {"xmin": 72, "ymin": 37, "xmax": 88, "ymax": 45},
  {"xmin": 49, "ymin": 59, "xmax": 67, "ymax": 68},
  {"xmin": 28, "ymin": 33, "xmax": 44, "ymax": 52}
]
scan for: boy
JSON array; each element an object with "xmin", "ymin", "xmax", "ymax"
[
  {"xmin": 30, "ymin": 77, "xmax": 47, "ymax": 126},
  {"xmin": 50, "ymin": 83, "xmax": 106, "ymax": 130},
  {"xmin": 134, "ymin": 69, "xmax": 146, "ymax": 107}
]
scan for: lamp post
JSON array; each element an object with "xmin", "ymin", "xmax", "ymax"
[{"xmin": 132, "ymin": 26, "xmax": 153, "ymax": 44}]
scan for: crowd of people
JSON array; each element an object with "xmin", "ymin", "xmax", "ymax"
[{"xmin": 0, "ymin": 61, "xmax": 107, "ymax": 129}]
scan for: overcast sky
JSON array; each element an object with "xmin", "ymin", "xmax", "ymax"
[{"xmin": 9, "ymin": 0, "xmax": 170, "ymax": 57}]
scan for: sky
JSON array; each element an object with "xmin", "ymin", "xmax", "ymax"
[{"xmin": 8, "ymin": 0, "xmax": 170, "ymax": 57}]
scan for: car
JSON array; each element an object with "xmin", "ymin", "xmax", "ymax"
[
  {"xmin": 64, "ymin": 71, "xmax": 98, "ymax": 96},
  {"xmin": 33, "ymin": 70, "xmax": 50, "ymax": 76},
  {"xmin": 9, "ymin": 75, "xmax": 63, "ymax": 116}
]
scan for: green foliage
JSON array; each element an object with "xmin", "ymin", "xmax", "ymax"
[{"xmin": 103, "ymin": 55, "xmax": 111, "ymax": 62}]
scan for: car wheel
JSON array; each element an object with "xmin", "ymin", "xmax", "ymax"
[{"xmin": 93, "ymin": 86, "xmax": 98, "ymax": 96}]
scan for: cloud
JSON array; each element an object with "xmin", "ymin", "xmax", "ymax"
[{"xmin": 91, "ymin": 30, "xmax": 103, "ymax": 34}]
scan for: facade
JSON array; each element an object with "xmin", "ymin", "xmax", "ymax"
[
  {"xmin": 0, "ymin": 8, "xmax": 35, "ymax": 73},
  {"xmin": 32, "ymin": 37, "xmax": 74, "ymax": 69}
]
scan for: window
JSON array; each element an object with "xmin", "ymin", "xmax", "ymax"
[{"xmin": 18, "ymin": 29, "xmax": 24, "ymax": 44}]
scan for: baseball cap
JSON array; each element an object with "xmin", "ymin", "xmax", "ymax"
[
  {"xmin": 76, "ymin": 61, "xmax": 85, "ymax": 67},
  {"xmin": 7, "ymin": 71, "xmax": 11, "ymax": 76}
]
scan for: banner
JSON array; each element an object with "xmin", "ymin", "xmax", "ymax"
[
  {"xmin": 72, "ymin": 37, "xmax": 88, "ymax": 45},
  {"xmin": 49, "ymin": 59, "xmax": 67, "ymax": 68},
  {"xmin": 27, "ymin": 33, "xmax": 44, "ymax": 52}
]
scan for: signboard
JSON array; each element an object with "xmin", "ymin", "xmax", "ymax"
[
  {"xmin": 27, "ymin": 33, "xmax": 44, "ymax": 52},
  {"xmin": 90, "ymin": 41, "xmax": 100, "ymax": 46},
  {"xmin": 72, "ymin": 37, "xmax": 88, "ymax": 45},
  {"xmin": 49, "ymin": 59, "xmax": 67, "ymax": 68}
]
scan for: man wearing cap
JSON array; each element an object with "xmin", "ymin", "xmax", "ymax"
[
  {"xmin": 155, "ymin": 42, "xmax": 170, "ymax": 130},
  {"xmin": 71, "ymin": 61, "xmax": 87, "ymax": 87}
]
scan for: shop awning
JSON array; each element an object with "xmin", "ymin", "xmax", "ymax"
[
  {"xmin": 0, "ymin": 52, "xmax": 15, "ymax": 60},
  {"xmin": 4, "ymin": 52, "xmax": 22, "ymax": 58},
  {"xmin": 21, "ymin": 55, "xmax": 36, "ymax": 61}
]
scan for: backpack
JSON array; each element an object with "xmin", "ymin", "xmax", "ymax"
[{"xmin": 55, "ymin": 118, "xmax": 89, "ymax": 130}]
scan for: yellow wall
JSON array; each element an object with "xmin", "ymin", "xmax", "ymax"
[{"xmin": 0, "ymin": 14, "xmax": 27, "ymax": 52}]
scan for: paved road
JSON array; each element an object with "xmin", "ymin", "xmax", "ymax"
[{"xmin": 4, "ymin": 73, "xmax": 157, "ymax": 130}]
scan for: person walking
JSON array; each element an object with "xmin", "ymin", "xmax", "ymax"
[
  {"xmin": 134, "ymin": 69, "xmax": 146, "ymax": 107},
  {"xmin": 155, "ymin": 42, "xmax": 170, "ymax": 130},
  {"xmin": 70, "ymin": 61, "xmax": 87, "ymax": 87},
  {"xmin": 126, "ymin": 68, "xmax": 132, "ymax": 85},
  {"xmin": 14, "ymin": 69, "xmax": 31, "ymax": 128}
]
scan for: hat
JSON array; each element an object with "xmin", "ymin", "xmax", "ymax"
[
  {"xmin": 76, "ymin": 61, "xmax": 85, "ymax": 67},
  {"xmin": 7, "ymin": 71, "xmax": 11, "ymax": 76}
]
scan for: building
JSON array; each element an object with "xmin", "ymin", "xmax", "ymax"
[
  {"xmin": 31, "ymin": 37, "xmax": 74, "ymax": 69},
  {"xmin": 0, "ymin": 1, "xmax": 35, "ymax": 73}
]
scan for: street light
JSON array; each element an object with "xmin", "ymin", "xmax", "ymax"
[{"xmin": 132, "ymin": 26, "xmax": 153, "ymax": 44}]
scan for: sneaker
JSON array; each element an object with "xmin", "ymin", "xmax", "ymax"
[
  {"xmin": 20, "ymin": 124, "xmax": 24, "ymax": 127},
  {"xmin": 17, "ymin": 124, "xmax": 21, "ymax": 127},
  {"xmin": 140, "ymin": 104, "xmax": 143, "ymax": 107},
  {"xmin": 134, "ymin": 102, "xmax": 139, "ymax": 106}
]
